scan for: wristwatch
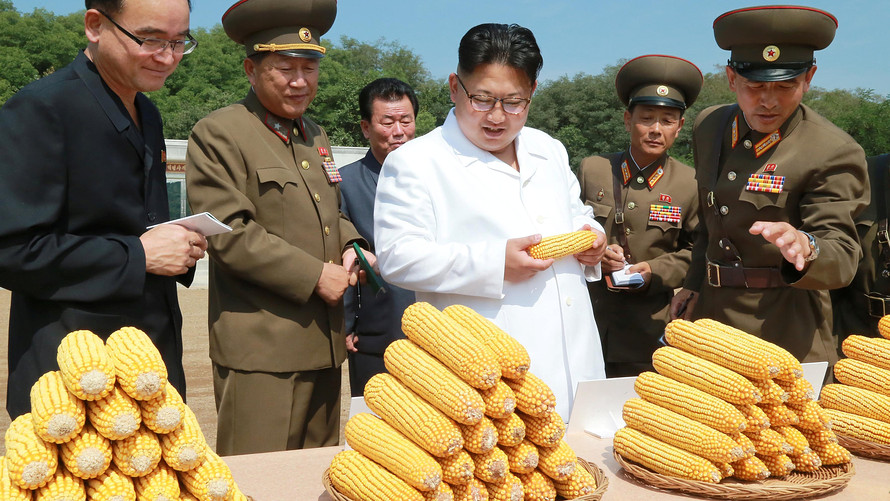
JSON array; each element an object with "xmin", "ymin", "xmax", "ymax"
[{"xmin": 801, "ymin": 231, "xmax": 819, "ymax": 262}]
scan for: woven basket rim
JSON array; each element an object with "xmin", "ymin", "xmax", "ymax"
[
  {"xmin": 836, "ymin": 433, "xmax": 890, "ymax": 461},
  {"xmin": 613, "ymin": 449, "xmax": 855, "ymax": 501}
]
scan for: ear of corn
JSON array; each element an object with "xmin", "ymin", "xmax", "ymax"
[
  {"xmin": 401, "ymin": 302, "xmax": 500, "ymax": 390},
  {"xmin": 748, "ymin": 378, "xmax": 788, "ymax": 405},
  {"xmin": 105, "ymin": 327, "xmax": 167, "ymax": 401},
  {"xmin": 798, "ymin": 426, "xmax": 838, "ymax": 447},
  {"xmin": 773, "ymin": 425, "xmax": 811, "ymax": 456},
  {"xmin": 614, "ymin": 427, "xmax": 721, "ymax": 483},
  {"xmin": 56, "ymin": 330, "xmax": 116, "ymax": 401},
  {"xmin": 450, "ymin": 477, "xmax": 488, "ymax": 501},
  {"xmin": 87, "ymin": 385, "xmax": 142, "ymax": 441},
  {"xmin": 491, "ymin": 413, "xmax": 525, "ymax": 447},
  {"xmin": 180, "ymin": 450, "xmax": 236, "ymax": 501},
  {"xmin": 33, "ymin": 464, "xmax": 85, "ymax": 501},
  {"xmin": 477, "ymin": 380, "xmax": 516, "ymax": 420},
  {"xmin": 180, "ymin": 490, "xmax": 200, "ymax": 501},
  {"xmin": 483, "ymin": 470, "xmax": 523, "ymax": 501},
  {"xmin": 756, "ymin": 453, "xmax": 794, "ymax": 477},
  {"xmin": 734, "ymin": 404, "xmax": 771, "ymax": 431},
  {"xmin": 442, "ymin": 305, "xmax": 530, "ymax": 381},
  {"xmin": 786, "ymin": 400, "xmax": 831, "ymax": 431},
  {"xmin": 436, "ymin": 449, "xmax": 474, "ymax": 485},
  {"xmin": 5, "ymin": 413, "xmax": 58, "ymax": 489},
  {"xmin": 329, "ymin": 450, "xmax": 424, "ymax": 501},
  {"xmin": 878, "ymin": 315, "xmax": 890, "ymax": 340},
  {"xmin": 517, "ymin": 411, "xmax": 564, "ymax": 448},
  {"xmin": 468, "ymin": 447, "xmax": 508, "ymax": 483},
  {"xmin": 158, "ymin": 405, "xmax": 207, "ymax": 472},
  {"xmin": 652, "ymin": 346, "xmax": 762, "ymax": 405},
  {"xmin": 140, "ymin": 381, "xmax": 185, "ymax": 434},
  {"xmin": 811, "ymin": 442, "xmax": 852, "ymax": 465},
  {"xmin": 501, "ymin": 439, "xmax": 539, "ymax": 474},
  {"xmin": 550, "ymin": 462, "xmax": 598, "ymax": 498},
  {"xmin": 729, "ymin": 456, "xmax": 770, "ymax": 481},
  {"xmin": 132, "ymin": 461, "xmax": 180, "ymax": 500},
  {"xmin": 502, "ymin": 374, "xmax": 556, "ymax": 418},
  {"xmin": 713, "ymin": 461, "xmax": 734, "ymax": 479},
  {"xmin": 665, "ymin": 320, "xmax": 778, "ymax": 379},
  {"xmin": 111, "ymin": 426, "xmax": 161, "ymax": 478},
  {"xmin": 535, "ymin": 440, "xmax": 577, "ymax": 481},
  {"xmin": 421, "ymin": 480, "xmax": 452, "ymax": 501},
  {"xmin": 59, "ymin": 422, "xmax": 112, "ymax": 480},
  {"xmin": 85, "ymin": 464, "xmax": 135, "ymax": 501},
  {"xmin": 634, "ymin": 372, "xmax": 747, "ymax": 434},
  {"xmin": 345, "ymin": 412, "xmax": 442, "ymax": 492},
  {"xmin": 0, "ymin": 457, "xmax": 32, "ymax": 501},
  {"xmin": 364, "ymin": 373, "xmax": 464, "ymax": 457},
  {"xmin": 729, "ymin": 432, "xmax": 756, "ymax": 459},
  {"xmin": 30, "ymin": 370, "xmax": 86, "ymax": 444},
  {"xmin": 790, "ymin": 451, "xmax": 823, "ymax": 472},
  {"xmin": 775, "ymin": 376, "xmax": 816, "ymax": 405},
  {"xmin": 833, "ymin": 358, "xmax": 890, "ymax": 396},
  {"xmin": 459, "ymin": 416, "xmax": 498, "ymax": 455},
  {"xmin": 744, "ymin": 428, "xmax": 792, "ymax": 456},
  {"xmin": 516, "ymin": 469, "xmax": 556, "ymax": 501},
  {"xmin": 820, "ymin": 383, "xmax": 890, "ymax": 424},
  {"xmin": 842, "ymin": 335, "xmax": 890, "ymax": 370},
  {"xmin": 693, "ymin": 319, "xmax": 803, "ymax": 381},
  {"xmin": 758, "ymin": 403, "xmax": 799, "ymax": 427},
  {"xmin": 527, "ymin": 231, "xmax": 596, "ymax": 260},
  {"xmin": 823, "ymin": 408, "xmax": 890, "ymax": 445}
]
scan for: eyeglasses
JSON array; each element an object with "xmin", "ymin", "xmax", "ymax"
[
  {"xmin": 98, "ymin": 10, "xmax": 197, "ymax": 55},
  {"xmin": 456, "ymin": 75, "xmax": 531, "ymax": 114}
]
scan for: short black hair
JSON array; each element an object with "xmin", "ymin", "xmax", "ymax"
[
  {"xmin": 358, "ymin": 78, "xmax": 418, "ymax": 121},
  {"xmin": 457, "ymin": 23, "xmax": 542, "ymax": 86},
  {"xmin": 85, "ymin": 0, "xmax": 192, "ymax": 15}
]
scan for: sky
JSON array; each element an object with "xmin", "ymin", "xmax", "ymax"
[{"xmin": 11, "ymin": 0, "xmax": 890, "ymax": 96}]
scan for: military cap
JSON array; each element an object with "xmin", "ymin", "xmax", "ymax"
[
  {"xmin": 615, "ymin": 55, "xmax": 703, "ymax": 110},
  {"xmin": 222, "ymin": 0, "xmax": 337, "ymax": 58},
  {"xmin": 714, "ymin": 5, "xmax": 837, "ymax": 81}
]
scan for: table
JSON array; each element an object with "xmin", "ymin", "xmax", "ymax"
[{"xmin": 223, "ymin": 432, "xmax": 888, "ymax": 500}]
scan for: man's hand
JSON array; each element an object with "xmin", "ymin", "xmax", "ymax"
[
  {"xmin": 506, "ymin": 234, "xmax": 553, "ymax": 283},
  {"xmin": 140, "ymin": 224, "xmax": 206, "ymax": 276},
  {"xmin": 627, "ymin": 261, "xmax": 652, "ymax": 284},
  {"xmin": 670, "ymin": 288, "xmax": 698, "ymax": 320},
  {"xmin": 343, "ymin": 246, "xmax": 378, "ymax": 285},
  {"xmin": 601, "ymin": 244, "xmax": 626, "ymax": 273},
  {"xmin": 749, "ymin": 221, "xmax": 812, "ymax": 271},
  {"xmin": 315, "ymin": 262, "xmax": 351, "ymax": 306},
  {"xmin": 345, "ymin": 333, "xmax": 359, "ymax": 353},
  {"xmin": 574, "ymin": 226, "xmax": 607, "ymax": 267}
]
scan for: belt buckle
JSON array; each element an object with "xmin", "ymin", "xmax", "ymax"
[
  {"xmin": 706, "ymin": 191, "xmax": 715, "ymax": 208},
  {"xmin": 615, "ymin": 211, "xmax": 625, "ymax": 225},
  {"xmin": 879, "ymin": 230, "xmax": 890, "ymax": 246},
  {"xmin": 707, "ymin": 262, "xmax": 721, "ymax": 287},
  {"xmin": 866, "ymin": 293, "xmax": 889, "ymax": 318}
]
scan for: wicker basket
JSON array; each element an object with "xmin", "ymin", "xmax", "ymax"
[
  {"xmin": 323, "ymin": 456, "xmax": 609, "ymax": 500},
  {"xmin": 836, "ymin": 433, "xmax": 890, "ymax": 461},
  {"xmin": 614, "ymin": 449, "xmax": 855, "ymax": 501}
]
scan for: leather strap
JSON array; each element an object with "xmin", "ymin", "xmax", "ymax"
[
  {"xmin": 706, "ymin": 262, "xmax": 785, "ymax": 288},
  {"xmin": 866, "ymin": 293, "xmax": 890, "ymax": 318},
  {"xmin": 611, "ymin": 154, "xmax": 632, "ymax": 261}
]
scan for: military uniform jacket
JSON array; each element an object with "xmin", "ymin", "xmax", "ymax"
[
  {"xmin": 0, "ymin": 51, "xmax": 190, "ymax": 418},
  {"xmin": 579, "ymin": 152, "xmax": 698, "ymax": 363},
  {"xmin": 831, "ymin": 154, "xmax": 890, "ymax": 340},
  {"xmin": 688, "ymin": 104, "xmax": 868, "ymax": 360},
  {"xmin": 186, "ymin": 90, "xmax": 364, "ymax": 372}
]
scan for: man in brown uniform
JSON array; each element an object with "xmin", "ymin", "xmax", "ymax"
[
  {"xmin": 671, "ymin": 5, "xmax": 869, "ymax": 365},
  {"xmin": 186, "ymin": 0, "xmax": 368, "ymax": 454},
  {"xmin": 579, "ymin": 55, "xmax": 702, "ymax": 377}
]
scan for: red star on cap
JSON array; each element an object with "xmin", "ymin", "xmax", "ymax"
[{"xmin": 767, "ymin": 49, "xmax": 776, "ymax": 57}]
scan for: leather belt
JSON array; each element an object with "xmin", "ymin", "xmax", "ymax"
[
  {"xmin": 866, "ymin": 293, "xmax": 890, "ymax": 318},
  {"xmin": 706, "ymin": 262, "xmax": 785, "ymax": 288}
]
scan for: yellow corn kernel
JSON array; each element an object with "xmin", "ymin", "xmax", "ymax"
[
  {"xmin": 484, "ymin": 471, "xmax": 524, "ymax": 501},
  {"xmin": 517, "ymin": 411, "xmax": 565, "ymax": 448},
  {"xmin": 345, "ymin": 413, "xmax": 442, "ymax": 491},
  {"xmin": 180, "ymin": 450, "xmax": 237, "ymax": 501},
  {"xmin": 5, "ymin": 413, "xmax": 58, "ymax": 489},
  {"xmin": 820, "ymin": 383, "xmax": 890, "ymax": 424},
  {"xmin": 550, "ymin": 462, "xmax": 598, "ymax": 498},
  {"xmin": 693, "ymin": 319, "xmax": 804, "ymax": 381},
  {"xmin": 0, "ymin": 456, "xmax": 31, "ymax": 501},
  {"xmin": 450, "ymin": 477, "xmax": 489, "ymax": 501},
  {"xmin": 790, "ymin": 451, "xmax": 823, "ymax": 472},
  {"xmin": 140, "ymin": 382, "xmax": 185, "ymax": 434},
  {"xmin": 823, "ymin": 408, "xmax": 890, "ymax": 445},
  {"xmin": 665, "ymin": 320, "xmax": 779, "ymax": 379},
  {"xmin": 759, "ymin": 403, "xmax": 800, "ymax": 427},
  {"xmin": 535, "ymin": 440, "xmax": 577, "ymax": 481},
  {"xmin": 502, "ymin": 374, "xmax": 556, "ymax": 418},
  {"xmin": 401, "ymin": 302, "xmax": 500, "ymax": 390},
  {"xmin": 773, "ymin": 425, "xmax": 811, "ymax": 456},
  {"xmin": 329, "ymin": 450, "xmax": 423, "ymax": 501},
  {"xmin": 775, "ymin": 376, "xmax": 817, "ymax": 405},
  {"xmin": 811, "ymin": 442, "xmax": 852, "ymax": 465},
  {"xmin": 443, "ymin": 305, "xmax": 530, "ymax": 381},
  {"xmin": 33, "ymin": 465, "xmax": 85, "ymax": 501},
  {"xmin": 734, "ymin": 403, "xmax": 771, "ymax": 431},
  {"xmin": 787, "ymin": 400, "xmax": 831, "ymax": 431},
  {"xmin": 614, "ymin": 427, "xmax": 721, "ymax": 483},
  {"xmin": 713, "ymin": 461, "xmax": 734, "ymax": 479},
  {"xmin": 105, "ymin": 327, "xmax": 167, "ymax": 401},
  {"xmin": 477, "ymin": 380, "xmax": 516, "ymax": 420},
  {"xmin": 111, "ymin": 426, "xmax": 161, "ymax": 477},
  {"xmin": 87, "ymin": 385, "xmax": 142, "ymax": 441},
  {"xmin": 133, "ymin": 461, "xmax": 180, "ymax": 500},
  {"xmin": 59, "ymin": 422, "xmax": 112, "ymax": 480},
  {"xmin": 180, "ymin": 490, "xmax": 200, "ymax": 501},
  {"xmin": 744, "ymin": 428, "xmax": 792, "ymax": 456},
  {"xmin": 501, "ymin": 439, "xmax": 538, "ymax": 475},
  {"xmin": 469, "ymin": 447, "xmax": 508, "ymax": 483},
  {"xmin": 159, "ymin": 405, "xmax": 207, "ymax": 472},
  {"xmin": 85, "ymin": 464, "xmax": 135, "ymax": 501},
  {"xmin": 652, "ymin": 346, "xmax": 762, "ymax": 405},
  {"xmin": 459, "ymin": 416, "xmax": 498, "ymax": 455},
  {"xmin": 516, "ymin": 469, "xmax": 556, "ymax": 501},
  {"xmin": 798, "ymin": 427, "xmax": 838, "ymax": 447},
  {"xmin": 527, "ymin": 231, "xmax": 596, "ymax": 260},
  {"xmin": 842, "ymin": 334, "xmax": 890, "ymax": 370},
  {"xmin": 730, "ymin": 456, "xmax": 770, "ymax": 481},
  {"xmin": 749, "ymin": 378, "xmax": 788, "ymax": 405},
  {"xmin": 364, "ymin": 373, "xmax": 464, "ymax": 457},
  {"xmin": 30, "ymin": 370, "xmax": 86, "ymax": 444},
  {"xmin": 879, "ymin": 315, "xmax": 890, "ymax": 340},
  {"xmin": 623, "ymin": 398, "xmax": 745, "ymax": 463},
  {"xmin": 755, "ymin": 453, "xmax": 794, "ymax": 477},
  {"xmin": 437, "ymin": 449, "xmax": 474, "ymax": 485},
  {"xmin": 833, "ymin": 358, "xmax": 890, "ymax": 397},
  {"xmin": 634, "ymin": 372, "xmax": 748, "ymax": 434},
  {"xmin": 422, "ymin": 480, "xmax": 452, "ymax": 501},
  {"xmin": 385, "ymin": 339, "xmax": 486, "ymax": 426},
  {"xmin": 491, "ymin": 413, "xmax": 525, "ymax": 447},
  {"xmin": 56, "ymin": 330, "xmax": 116, "ymax": 401}
]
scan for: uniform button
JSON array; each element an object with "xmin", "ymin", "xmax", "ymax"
[
  {"xmin": 728, "ymin": 171, "xmax": 737, "ymax": 181},
  {"xmin": 744, "ymin": 140, "xmax": 753, "ymax": 149},
  {"xmin": 523, "ymin": 180, "xmax": 530, "ymax": 187},
  {"xmin": 328, "ymin": 260, "xmax": 334, "ymax": 264},
  {"xmin": 636, "ymin": 176, "xmax": 645, "ymax": 185},
  {"xmin": 625, "ymin": 228, "xmax": 631, "ymax": 235},
  {"xmin": 627, "ymin": 202, "xmax": 636, "ymax": 210},
  {"xmin": 147, "ymin": 212, "xmax": 157, "ymax": 223},
  {"xmin": 324, "ymin": 226, "xmax": 330, "ymax": 235},
  {"xmin": 301, "ymin": 160, "xmax": 310, "ymax": 169},
  {"xmin": 314, "ymin": 193, "xmax": 321, "ymax": 203},
  {"xmin": 720, "ymin": 206, "xmax": 730, "ymax": 215},
  {"xmin": 883, "ymin": 270, "xmax": 890, "ymax": 279},
  {"xmin": 565, "ymin": 297, "xmax": 573, "ymax": 306},
  {"xmin": 536, "ymin": 216, "xmax": 545, "ymax": 224}
]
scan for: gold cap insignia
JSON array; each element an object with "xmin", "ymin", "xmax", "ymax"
[
  {"xmin": 299, "ymin": 28, "xmax": 312, "ymax": 43},
  {"xmin": 656, "ymin": 85, "xmax": 669, "ymax": 96},
  {"xmin": 762, "ymin": 45, "xmax": 780, "ymax": 62}
]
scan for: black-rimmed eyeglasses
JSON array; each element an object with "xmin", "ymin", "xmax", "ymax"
[
  {"xmin": 98, "ymin": 10, "xmax": 197, "ymax": 55},
  {"xmin": 456, "ymin": 75, "xmax": 531, "ymax": 114}
]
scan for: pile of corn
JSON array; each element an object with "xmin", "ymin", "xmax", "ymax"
[
  {"xmin": 328, "ymin": 302, "xmax": 598, "ymax": 501},
  {"xmin": 613, "ymin": 319, "xmax": 851, "ymax": 484},
  {"xmin": 2, "ymin": 327, "xmax": 247, "ymax": 501},
  {"xmin": 817, "ymin": 316, "xmax": 890, "ymax": 446}
]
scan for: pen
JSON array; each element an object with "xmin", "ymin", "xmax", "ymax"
[{"xmin": 676, "ymin": 292, "xmax": 695, "ymax": 318}]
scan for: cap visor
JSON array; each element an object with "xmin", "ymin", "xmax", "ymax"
[
  {"xmin": 277, "ymin": 49, "xmax": 325, "ymax": 59},
  {"xmin": 736, "ymin": 66, "xmax": 807, "ymax": 82},
  {"xmin": 629, "ymin": 96, "xmax": 686, "ymax": 110}
]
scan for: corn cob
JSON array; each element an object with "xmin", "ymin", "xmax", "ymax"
[
  {"xmin": 484, "ymin": 471, "xmax": 523, "ymax": 501},
  {"xmin": 477, "ymin": 380, "xmax": 516, "ymax": 420},
  {"xmin": 450, "ymin": 478, "xmax": 488, "ymax": 501},
  {"xmin": 713, "ymin": 461, "xmax": 734, "ymax": 479},
  {"xmin": 105, "ymin": 327, "xmax": 167, "ymax": 401},
  {"xmin": 614, "ymin": 427, "xmax": 721, "ymax": 483},
  {"xmin": 775, "ymin": 376, "xmax": 817, "ymax": 405},
  {"xmin": 111, "ymin": 426, "xmax": 161, "ymax": 477},
  {"xmin": 180, "ymin": 450, "xmax": 237, "ymax": 501},
  {"xmin": 459, "ymin": 416, "xmax": 498, "ymax": 454},
  {"xmin": 755, "ymin": 453, "xmax": 794, "ymax": 477},
  {"xmin": 140, "ymin": 382, "xmax": 185, "ymax": 434},
  {"xmin": 812, "ymin": 442, "xmax": 851, "ymax": 465},
  {"xmin": 652, "ymin": 346, "xmax": 762, "ymax": 405},
  {"xmin": 842, "ymin": 334, "xmax": 890, "ymax": 370},
  {"xmin": 132, "ymin": 461, "xmax": 180, "ymax": 500},
  {"xmin": 623, "ymin": 398, "xmax": 744, "ymax": 463},
  {"xmin": 823, "ymin": 408, "xmax": 890, "ymax": 444},
  {"xmin": 798, "ymin": 427, "xmax": 838, "ymax": 447},
  {"xmin": 833, "ymin": 358, "xmax": 890, "ymax": 397},
  {"xmin": 5, "ymin": 413, "xmax": 58, "ymax": 489},
  {"xmin": 820, "ymin": 383, "xmax": 890, "ymax": 423},
  {"xmin": 57, "ymin": 330, "xmax": 116, "ymax": 401},
  {"xmin": 730, "ymin": 456, "xmax": 770, "ymax": 481},
  {"xmin": 401, "ymin": 302, "xmax": 500, "ymax": 389},
  {"xmin": 535, "ymin": 440, "xmax": 577, "ymax": 481},
  {"xmin": 0, "ymin": 456, "xmax": 31, "ymax": 501},
  {"xmin": 501, "ymin": 439, "xmax": 538, "ymax": 474},
  {"xmin": 345, "ymin": 412, "xmax": 442, "ymax": 491},
  {"xmin": 422, "ymin": 481, "xmax": 453, "ymax": 501},
  {"xmin": 491, "ymin": 413, "xmax": 525, "ymax": 447},
  {"xmin": 550, "ymin": 462, "xmax": 598, "ymax": 498},
  {"xmin": 443, "ymin": 305, "xmax": 530, "ymax": 381},
  {"xmin": 665, "ymin": 320, "xmax": 778, "ymax": 379},
  {"xmin": 787, "ymin": 400, "xmax": 831, "ymax": 431},
  {"xmin": 694, "ymin": 319, "xmax": 804, "ymax": 381},
  {"xmin": 33, "ymin": 465, "xmax": 85, "ymax": 501},
  {"xmin": 790, "ymin": 451, "xmax": 823, "ymax": 472},
  {"xmin": 749, "ymin": 378, "xmax": 788, "ymax": 405},
  {"xmin": 634, "ymin": 371, "xmax": 747, "ymax": 434},
  {"xmin": 364, "ymin": 373, "xmax": 464, "ymax": 457},
  {"xmin": 59, "ymin": 422, "xmax": 112, "ymax": 480},
  {"xmin": 759, "ymin": 403, "xmax": 800, "ymax": 427},
  {"xmin": 30, "ymin": 370, "xmax": 86, "ymax": 444},
  {"xmin": 502, "ymin": 374, "xmax": 556, "ymax": 418},
  {"xmin": 517, "ymin": 411, "xmax": 564, "ymax": 448},
  {"xmin": 87, "ymin": 385, "xmax": 142, "ymax": 440},
  {"xmin": 879, "ymin": 315, "xmax": 890, "ymax": 340},
  {"xmin": 437, "ymin": 449, "xmax": 474, "ymax": 485},
  {"xmin": 158, "ymin": 405, "xmax": 206, "ymax": 472},
  {"xmin": 384, "ymin": 339, "xmax": 486, "ymax": 425},
  {"xmin": 469, "ymin": 447, "xmax": 508, "ymax": 483},
  {"xmin": 729, "ymin": 432, "xmax": 757, "ymax": 459},
  {"xmin": 527, "ymin": 231, "xmax": 596, "ymax": 260},
  {"xmin": 516, "ymin": 469, "xmax": 555, "ymax": 501},
  {"xmin": 734, "ymin": 403, "xmax": 770, "ymax": 431},
  {"xmin": 329, "ymin": 450, "xmax": 423, "ymax": 501},
  {"xmin": 180, "ymin": 491, "xmax": 200, "ymax": 501},
  {"xmin": 773, "ymin": 425, "xmax": 811, "ymax": 456},
  {"xmin": 85, "ymin": 464, "xmax": 135, "ymax": 501},
  {"xmin": 744, "ymin": 428, "xmax": 792, "ymax": 456}
]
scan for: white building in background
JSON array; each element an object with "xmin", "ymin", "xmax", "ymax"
[{"xmin": 164, "ymin": 140, "xmax": 368, "ymax": 219}]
